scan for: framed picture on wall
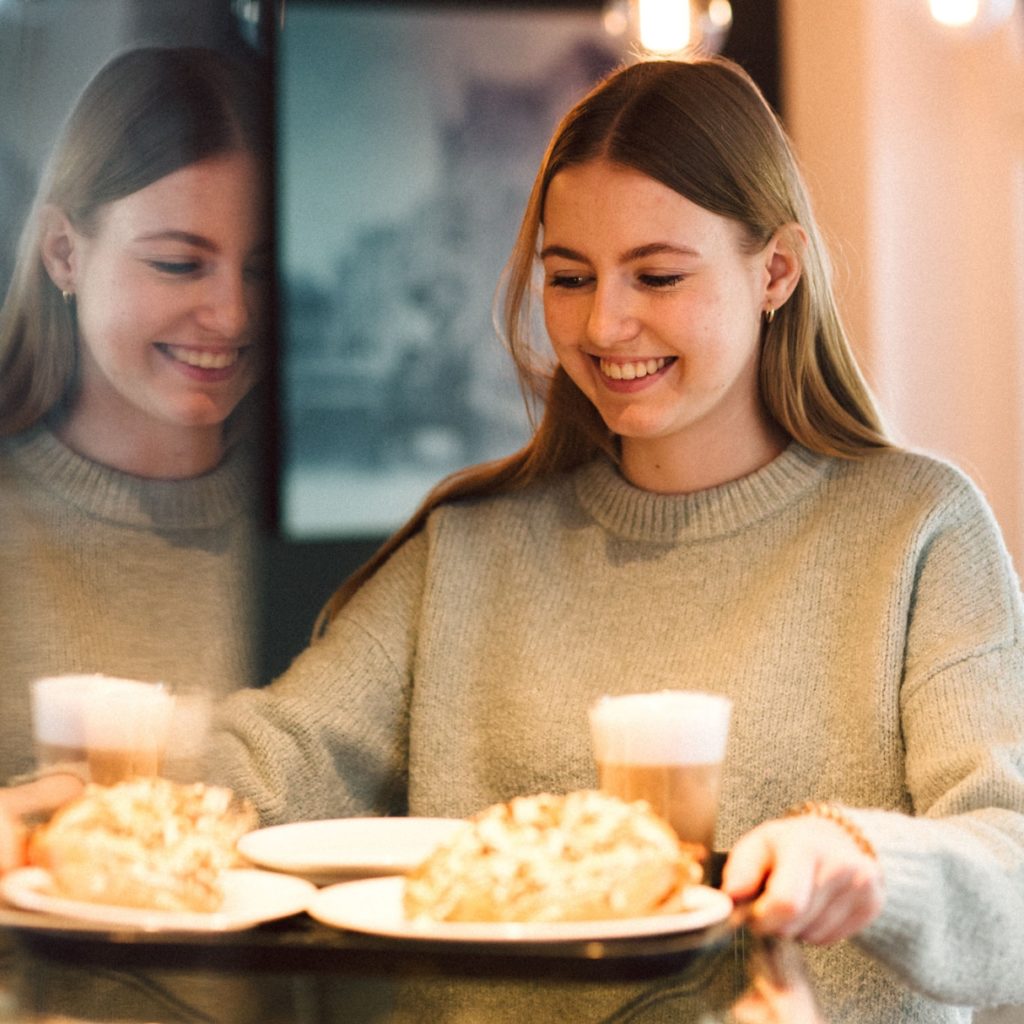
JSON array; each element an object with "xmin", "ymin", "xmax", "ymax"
[{"xmin": 276, "ymin": 1, "xmax": 627, "ymax": 539}]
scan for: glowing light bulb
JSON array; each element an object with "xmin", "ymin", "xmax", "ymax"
[
  {"xmin": 708, "ymin": 0, "xmax": 733, "ymax": 29},
  {"xmin": 636, "ymin": 0, "xmax": 692, "ymax": 54},
  {"xmin": 930, "ymin": 0, "xmax": 981, "ymax": 26},
  {"xmin": 928, "ymin": 0, "xmax": 1016, "ymax": 31}
]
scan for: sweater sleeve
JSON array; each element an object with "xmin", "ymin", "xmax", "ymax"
[
  {"xmin": 207, "ymin": 531, "xmax": 428, "ymax": 826},
  {"xmin": 850, "ymin": 472, "xmax": 1024, "ymax": 1006}
]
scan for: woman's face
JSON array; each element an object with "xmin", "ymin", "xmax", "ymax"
[
  {"xmin": 58, "ymin": 150, "xmax": 268, "ymax": 476},
  {"xmin": 541, "ymin": 159, "xmax": 787, "ymax": 492}
]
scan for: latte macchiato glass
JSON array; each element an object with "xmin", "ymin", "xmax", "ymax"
[
  {"xmin": 31, "ymin": 675, "xmax": 94, "ymax": 770},
  {"xmin": 589, "ymin": 690, "xmax": 732, "ymax": 853},
  {"xmin": 31, "ymin": 674, "xmax": 175, "ymax": 784}
]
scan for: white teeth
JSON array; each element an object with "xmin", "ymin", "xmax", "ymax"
[
  {"xmin": 599, "ymin": 357, "xmax": 668, "ymax": 381},
  {"xmin": 165, "ymin": 345, "xmax": 239, "ymax": 370}
]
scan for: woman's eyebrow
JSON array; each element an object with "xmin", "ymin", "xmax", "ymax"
[
  {"xmin": 133, "ymin": 229, "xmax": 216, "ymax": 250},
  {"xmin": 621, "ymin": 242, "xmax": 702, "ymax": 261},
  {"xmin": 539, "ymin": 241, "xmax": 702, "ymax": 262},
  {"xmin": 539, "ymin": 243, "xmax": 583, "ymax": 261}
]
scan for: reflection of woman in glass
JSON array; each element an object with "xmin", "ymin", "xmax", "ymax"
[
  {"xmin": 0, "ymin": 45, "xmax": 277, "ymax": 1024},
  {"xmin": 204, "ymin": 58, "xmax": 1023, "ymax": 1023},
  {"xmin": 0, "ymin": 45, "xmax": 268, "ymax": 832}
]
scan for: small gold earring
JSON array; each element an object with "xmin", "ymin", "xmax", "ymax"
[
  {"xmin": 763, "ymin": 307, "xmax": 775, "ymax": 324},
  {"xmin": 61, "ymin": 290, "xmax": 74, "ymax": 305}
]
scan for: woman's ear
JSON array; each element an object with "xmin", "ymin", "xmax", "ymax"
[
  {"xmin": 763, "ymin": 223, "xmax": 807, "ymax": 314},
  {"xmin": 38, "ymin": 205, "xmax": 79, "ymax": 293}
]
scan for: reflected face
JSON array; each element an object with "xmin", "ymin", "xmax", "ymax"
[
  {"xmin": 540, "ymin": 160, "xmax": 774, "ymax": 482},
  {"xmin": 66, "ymin": 151, "xmax": 268, "ymax": 450}
]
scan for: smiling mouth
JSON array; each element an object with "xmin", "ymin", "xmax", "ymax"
[
  {"xmin": 597, "ymin": 356, "xmax": 675, "ymax": 381},
  {"xmin": 158, "ymin": 344, "xmax": 244, "ymax": 370}
]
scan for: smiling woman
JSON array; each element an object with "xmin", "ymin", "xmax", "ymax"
[
  {"xmin": 0, "ymin": 44, "xmax": 270, "ymax": 800},
  {"xmin": 539, "ymin": 159, "xmax": 802, "ymax": 493},
  {"xmin": 205, "ymin": 56, "xmax": 1024, "ymax": 1024},
  {"xmin": 0, "ymin": 43, "xmax": 276, "ymax": 1024},
  {"xmin": 2, "ymin": 46, "xmax": 270, "ymax": 477},
  {"xmin": 38, "ymin": 150, "xmax": 267, "ymax": 478}
]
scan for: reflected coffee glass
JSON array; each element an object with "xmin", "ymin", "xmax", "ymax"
[
  {"xmin": 30, "ymin": 675, "xmax": 94, "ymax": 770},
  {"xmin": 30, "ymin": 674, "xmax": 175, "ymax": 784},
  {"xmin": 589, "ymin": 690, "xmax": 732, "ymax": 853}
]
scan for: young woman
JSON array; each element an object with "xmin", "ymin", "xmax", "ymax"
[
  {"xmin": 0, "ymin": 45, "xmax": 279, "ymax": 1024},
  {"xmin": 0, "ymin": 45, "xmax": 270, "ymax": 794},
  {"xmin": 205, "ymin": 57, "xmax": 1024, "ymax": 1022}
]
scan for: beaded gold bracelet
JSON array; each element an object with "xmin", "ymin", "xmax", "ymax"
[{"xmin": 787, "ymin": 800, "xmax": 877, "ymax": 860}]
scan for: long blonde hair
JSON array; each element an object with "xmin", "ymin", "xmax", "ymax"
[
  {"xmin": 0, "ymin": 45, "xmax": 269, "ymax": 437},
  {"xmin": 316, "ymin": 56, "xmax": 889, "ymax": 633}
]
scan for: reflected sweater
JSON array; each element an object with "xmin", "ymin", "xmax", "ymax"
[
  {"xmin": 0, "ymin": 425, "xmax": 258, "ymax": 786},
  {"xmin": 0, "ymin": 425, "xmax": 267, "ymax": 1024},
  {"xmin": 213, "ymin": 444, "xmax": 1024, "ymax": 1024}
]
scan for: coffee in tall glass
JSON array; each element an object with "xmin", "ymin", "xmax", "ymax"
[{"xmin": 589, "ymin": 690, "xmax": 732, "ymax": 852}]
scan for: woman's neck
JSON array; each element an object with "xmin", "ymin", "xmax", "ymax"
[
  {"xmin": 620, "ymin": 416, "xmax": 788, "ymax": 494},
  {"xmin": 54, "ymin": 413, "xmax": 224, "ymax": 479}
]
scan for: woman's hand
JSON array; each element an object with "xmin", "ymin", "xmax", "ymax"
[
  {"xmin": 721, "ymin": 815, "xmax": 885, "ymax": 944},
  {"xmin": 0, "ymin": 775, "xmax": 85, "ymax": 875},
  {"xmin": 0, "ymin": 802, "xmax": 28, "ymax": 875}
]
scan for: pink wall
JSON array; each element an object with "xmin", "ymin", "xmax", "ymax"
[{"xmin": 782, "ymin": 0, "xmax": 1024, "ymax": 571}]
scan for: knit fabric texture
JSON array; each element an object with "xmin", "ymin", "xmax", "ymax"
[
  {"xmin": 0, "ymin": 424, "xmax": 266, "ymax": 1022},
  {"xmin": 212, "ymin": 443, "xmax": 1024, "ymax": 1023},
  {"xmin": 0, "ymin": 424, "xmax": 259, "ymax": 783}
]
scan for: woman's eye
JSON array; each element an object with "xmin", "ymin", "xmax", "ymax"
[
  {"xmin": 547, "ymin": 273, "xmax": 590, "ymax": 290},
  {"xmin": 639, "ymin": 273, "xmax": 685, "ymax": 289},
  {"xmin": 148, "ymin": 259, "xmax": 201, "ymax": 276}
]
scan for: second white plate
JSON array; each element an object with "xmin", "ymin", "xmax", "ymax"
[
  {"xmin": 309, "ymin": 876, "xmax": 734, "ymax": 943},
  {"xmin": 236, "ymin": 816, "xmax": 465, "ymax": 884},
  {"xmin": 0, "ymin": 867, "xmax": 316, "ymax": 933}
]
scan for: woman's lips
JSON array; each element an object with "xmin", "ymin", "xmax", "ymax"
[
  {"xmin": 598, "ymin": 356, "xmax": 672, "ymax": 381},
  {"xmin": 161, "ymin": 344, "xmax": 241, "ymax": 370},
  {"xmin": 594, "ymin": 355, "xmax": 676, "ymax": 390},
  {"xmin": 156, "ymin": 343, "xmax": 249, "ymax": 382}
]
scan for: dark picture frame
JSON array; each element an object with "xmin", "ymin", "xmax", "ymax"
[{"xmin": 276, "ymin": 1, "xmax": 627, "ymax": 539}]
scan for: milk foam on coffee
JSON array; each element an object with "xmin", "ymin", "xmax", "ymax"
[
  {"xmin": 31, "ymin": 674, "xmax": 105, "ymax": 761},
  {"xmin": 589, "ymin": 691, "xmax": 731, "ymax": 765}
]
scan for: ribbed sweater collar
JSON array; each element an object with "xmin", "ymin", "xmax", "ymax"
[
  {"xmin": 572, "ymin": 443, "xmax": 830, "ymax": 543},
  {"xmin": 3, "ymin": 426, "xmax": 253, "ymax": 531}
]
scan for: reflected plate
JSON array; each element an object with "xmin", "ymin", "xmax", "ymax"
[
  {"xmin": 308, "ymin": 876, "xmax": 733, "ymax": 943},
  {"xmin": 0, "ymin": 867, "xmax": 315, "ymax": 933},
  {"xmin": 237, "ymin": 817, "xmax": 464, "ymax": 884}
]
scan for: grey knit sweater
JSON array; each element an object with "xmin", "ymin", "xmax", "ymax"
[
  {"xmin": 0, "ymin": 425, "xmax": 258, "ymax": 784},
  {"xmin": 213, "ymin": 443, "xmax": 1024, "ymax": 1023},
  {"xmin": 0, "ymin": 425, "xmax": 271, "ymax": 1023}
]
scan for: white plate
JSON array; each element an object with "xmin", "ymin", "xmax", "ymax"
[
  {"xmin": 308, "ymin": 876, "xmax": 733, "ymax": 943},
  {"xmin": 236, "ymin": 817, "xmax": 465, "ymax": 884},
  {"xmin": 0, "ymin": 867, "xmax": 316, "ymax": 933}
]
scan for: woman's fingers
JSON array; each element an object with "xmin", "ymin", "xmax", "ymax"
[
  {"xmin": 723, "ymin": 817, "xmax": 885, "ymax": 944},
  {"xmin": 745, "ymin": 839, "xmax": 817, "ymax": 935},
  {"xmin": 721, "ymin": 826, "xmax": 774, "ymax": 901},
  {"xmin": 0, "ymin": 806, "xmax": 27, "ymax": 875}
]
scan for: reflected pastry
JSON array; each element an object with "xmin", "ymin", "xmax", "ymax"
[
  {"xmin": 404, "ymin": 789, "xmax": 705, "ymax": 923},
  {"xmin": 28, "ymin": 777, "xmax": 256, "ymax": 912}
]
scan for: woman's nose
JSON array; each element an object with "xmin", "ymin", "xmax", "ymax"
[
  {"xmin": 198, "ymin": 271, "xmax": 250, "ymax": 339},
  {"xmin": 586, "ymin": 283, "xmax": 640, "ymax": 348}
]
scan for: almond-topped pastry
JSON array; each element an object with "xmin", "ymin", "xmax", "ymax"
[
  {"xmin": 29, "ymin": 777, "xmax": 256, "ymax": 913},
  {"xmin": 403, "ymin": 790, "xmax": 705, "ymax": 924}
]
